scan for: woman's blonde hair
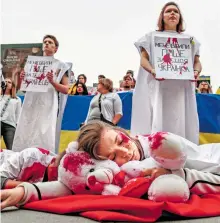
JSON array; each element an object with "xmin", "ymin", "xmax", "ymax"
[
  {"xmin": 157, "ymin": 1, "xmax": 185, "ymax": 33},
  {"xmin": 77, "ymin": 120, "xmax": 130, "ymax": 160},
  {"xmin": 5, "ymin": 78, "xmax": 17, "ymax": 99},
  {"xmin": 99, "ymin": 78, "xmax": 113, "ymax": 92}
]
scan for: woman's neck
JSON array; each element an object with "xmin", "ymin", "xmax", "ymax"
[
  {"xmin": 4, "ymin": 89, "xmax": 11, "ymax": 95},
  {"xmin": 164, "ymin": 25, "xmax": 177, "ymax": 32},
  {"xmin": 100, "ymin": 90, "xmax": 109, "ymax": 95}
]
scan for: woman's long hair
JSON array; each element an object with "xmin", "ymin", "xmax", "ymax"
[
  {"xmin": 74, "ymin": 81, "xmax": 88, "ymax": 95},
  {"xmin": 2, "ymin": 78, "xmax": 17, "ymax": 99}
]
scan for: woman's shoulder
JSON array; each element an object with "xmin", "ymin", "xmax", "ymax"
[
  {"xmin": 105, "ymin": 92, "xmax": 118, "ymax": 99},
  {"xmin": 137, "ymin": 31, "xmax": 156, "ymax": 40}
]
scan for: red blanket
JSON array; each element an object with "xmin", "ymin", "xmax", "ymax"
[{"xmin": 24, "ymin": 193, "xmax": 220, "ymax": 222}]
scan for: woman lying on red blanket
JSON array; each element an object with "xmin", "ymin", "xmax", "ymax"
[
  {"xmin": 0, "ymin": 148, "xmax": 58, "ymax": 190},
  {"xmin": 1, "ymin": 120, "xmax": 220, "ymax": 209}
]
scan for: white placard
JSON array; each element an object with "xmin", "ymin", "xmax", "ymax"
[
  {"xmin": 20, "ymin": 56, "xmax": 54, "ymax": 92},
  {"xmin": 154, "ymin": 35, "xmax": 194, "ymax": 80}
]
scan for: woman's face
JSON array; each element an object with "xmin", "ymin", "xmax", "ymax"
[
  {"xmin": 77, "ymin": 84, "xmax": 83, "ymax": 93},
  {"xmin": 97, "ymin": 83, "xmax": 106, "ymax": 93},
  {"xmin": 78, "ymin": 76, "xmax": 86, "ymax": 84},
  {"xmin": 163, "ymin": 5, "xmax": 180, "ymax": 29},
  {"xmin": 5, "ymin": 78, "xmax": 12, "ymax": 90},
  {"xmin": 97, "ymin": 128, "xmax": 141, "ymax": 166}
]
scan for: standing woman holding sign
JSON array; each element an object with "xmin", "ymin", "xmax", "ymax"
[{"xmin": 131, "ymin": 2, "xmax": 202, "ymax": 144}]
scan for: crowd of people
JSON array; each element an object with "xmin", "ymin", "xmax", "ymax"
[{"xmin": 0, "ymin": 0, "xmax": 220, "ymax": 214}]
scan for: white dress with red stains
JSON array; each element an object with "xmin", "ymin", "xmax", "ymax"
[
  {"xmin": 137, "ymin": 133, "xmax": 220, "ymax": 173},
  {"xmin": 12, "ymin": 60, "xmax": 70, "ymax": 153},
  {"xmin": 131, "ymin": 31, "xmax": 200, "ymax": 144},
  {"xmin": 0, "ymin": 147, "xmax": 55, "ymax": 183}
]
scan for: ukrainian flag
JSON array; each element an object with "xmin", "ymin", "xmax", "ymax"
[
  {"xmin": 59, "ymin": 92, "xmax": 220, "ymax": 152},
  {"xmin": 1, "ymin": 92, "xmax": 220, "ymax": 152}
]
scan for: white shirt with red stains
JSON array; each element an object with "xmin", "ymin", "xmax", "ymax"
[
  {"xmin": 0, "ymin": 147, "xmax": 55, "ymax": 183},
  {"xmin": 131, "ymin": 31, "xmax": 200, "ymax": 144}
]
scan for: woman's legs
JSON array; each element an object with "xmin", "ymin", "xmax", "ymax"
[{"xmin": 1, "ymin": 122, "xmax": 16, "ymax": 150}]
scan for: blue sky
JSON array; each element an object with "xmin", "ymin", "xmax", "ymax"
[{"xmin": 2, "ymin": 0, "xmax": 220, "ymax": 91}]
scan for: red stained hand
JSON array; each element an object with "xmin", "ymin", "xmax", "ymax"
[
  {"xmin": 46, "ymin": 71, "xmax": 54, "ymax": 83},
  {"xmin": 20, "ymin": 70, "xmax": 25, "ymax": 80}
]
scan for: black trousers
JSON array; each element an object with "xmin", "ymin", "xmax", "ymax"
[{"xmin": 1, "ymin": 122, "xmax": 16, "ymax": 150}]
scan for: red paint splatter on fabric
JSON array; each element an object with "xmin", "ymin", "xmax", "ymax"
[
  {"xmin": 164, "ymin": 38, "xmax": 171, "ymax": 48},
  {"xmin": 148, "ymin": 132, "xmax": 167, "ymax": 150},
  {"xmin": 119, "ymin": 132, "xmax": 130, "ymax": 144},
  {"xmin": 172, "ymin": 38, "xmax": 178, "ymax": 45},
  {"xmin": 20, "ymin": 162, "xmax": 47, "ymax": 182},
  {"xmin": 142, "ymin": 134, "xmax": 150, "ymax": 138},
  {"xmin": 36, "ymin": 73, "xmax": 46, "ymax": 82},
  {"xmin": 179, "ymin": 61, "xmax": 188, "ymax": 75},
  {"xmin": 47, "ymin": 158, "xmax": 58, "ymax": 181},
  {"xmin": 172, "ymin": 38, "xmax": 181, "ymax": 56},
  {"xmin": 63, "ymin": 152, "xmax": 94, "ymax": 176},
  {"xmin": 161, "ymin": 51, "xmax": 172, "ymax": 65},
  {"xmin": 25, "ymin": 79, "xmax": 32, "ymax": 88},
  {"xmin": 34, "ymin": 64, "xmax": 39, "ymax": 72},
  {"xmin": 37, "ymin": 148, "xmax": 50, "ymax": 155},
  {"xmin": 114, "ymin": 171, "xmax": 126, "ymax": 187}
]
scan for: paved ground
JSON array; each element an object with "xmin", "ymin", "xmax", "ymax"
[{"xmin": 1, "ymin": 207, "xmax": 220, "ymax": 223}]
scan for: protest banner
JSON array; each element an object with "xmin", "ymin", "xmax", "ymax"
[
  {"xmin": 20, "ymin": 56, "xmax": 54, "ymax": 92},
  {"xmin": 154, "ymin": 35, "xmax": 194, "ymax": 80},
  {"xmin": 1, "ymin": 43, "xmax": 43, "ymax": 88}
]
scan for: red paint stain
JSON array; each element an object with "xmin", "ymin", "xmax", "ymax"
[
  {"xmin": 21, "ymin": 162, "xmax": 47, "ymax": 182},
  {"xmin": 36, "ymin": 73, "xmax": 46, "ymax": 82},
  {"xmin": 180, "ymin": 61, "xmax": 188, "ymax": 75},
  {"xmin": 47, "ymin": 158, "xmax": 58, "ymax": 181},
  {"xmin": 37, "ymin": 148, "xmax": 50, "ymax": 155},
  {"xmin": 142, "ymin": 134, "xmax": 150, "ymax": 138},
  {"xmin": 148, "ymin": 132, "xmax": 167, "ymax": 150},
  {"xmin": 25, "ymin": 79, "xmax": 32, "ymax": 88},
  {"xmin": 172, "ymin": 38, "xmax": 181, "ymax": 56},
  {"xmin": 63, "ymin": 152, "xmax": 94, "ymax": 176},
  {"xmin": 34, "ymin": 64, "xmax": 39, "ymax": 72},
  {"xmin": 119, "ymin": 132, "xmax": 130, "ymax": 144},
  {"xmin": 164, "ymin": 37, "xmax": 171, "ymax": 48},
  {"xmin": 162, "ymin": 52, "xmax": 172, "ymax": 65}
]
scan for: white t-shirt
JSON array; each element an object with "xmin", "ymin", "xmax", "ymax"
[
  {"xmin": 85, "ymin": 92, "xmax": 123, "ymax": 123},
  {"xmin": 0, "ymin": 95, "xmax": 22, "ymax": 128}
]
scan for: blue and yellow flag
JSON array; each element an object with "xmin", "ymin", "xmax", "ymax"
[{"xmin": 1, "ymin": 92, "xmax": 219, "ymax": 152}]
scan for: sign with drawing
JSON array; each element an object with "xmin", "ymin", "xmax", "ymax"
[
  {"xmin": 20, "ymin": 56, "xmax": 54, "ymax": 92},
  {"xmin": 154, "ymin": 35, "xmax": 194, "ymax": 80}
]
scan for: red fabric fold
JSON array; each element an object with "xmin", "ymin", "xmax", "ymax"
[{"xmin": 23, "ymin": 194, "xmax": 220, "ymax": 222}]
